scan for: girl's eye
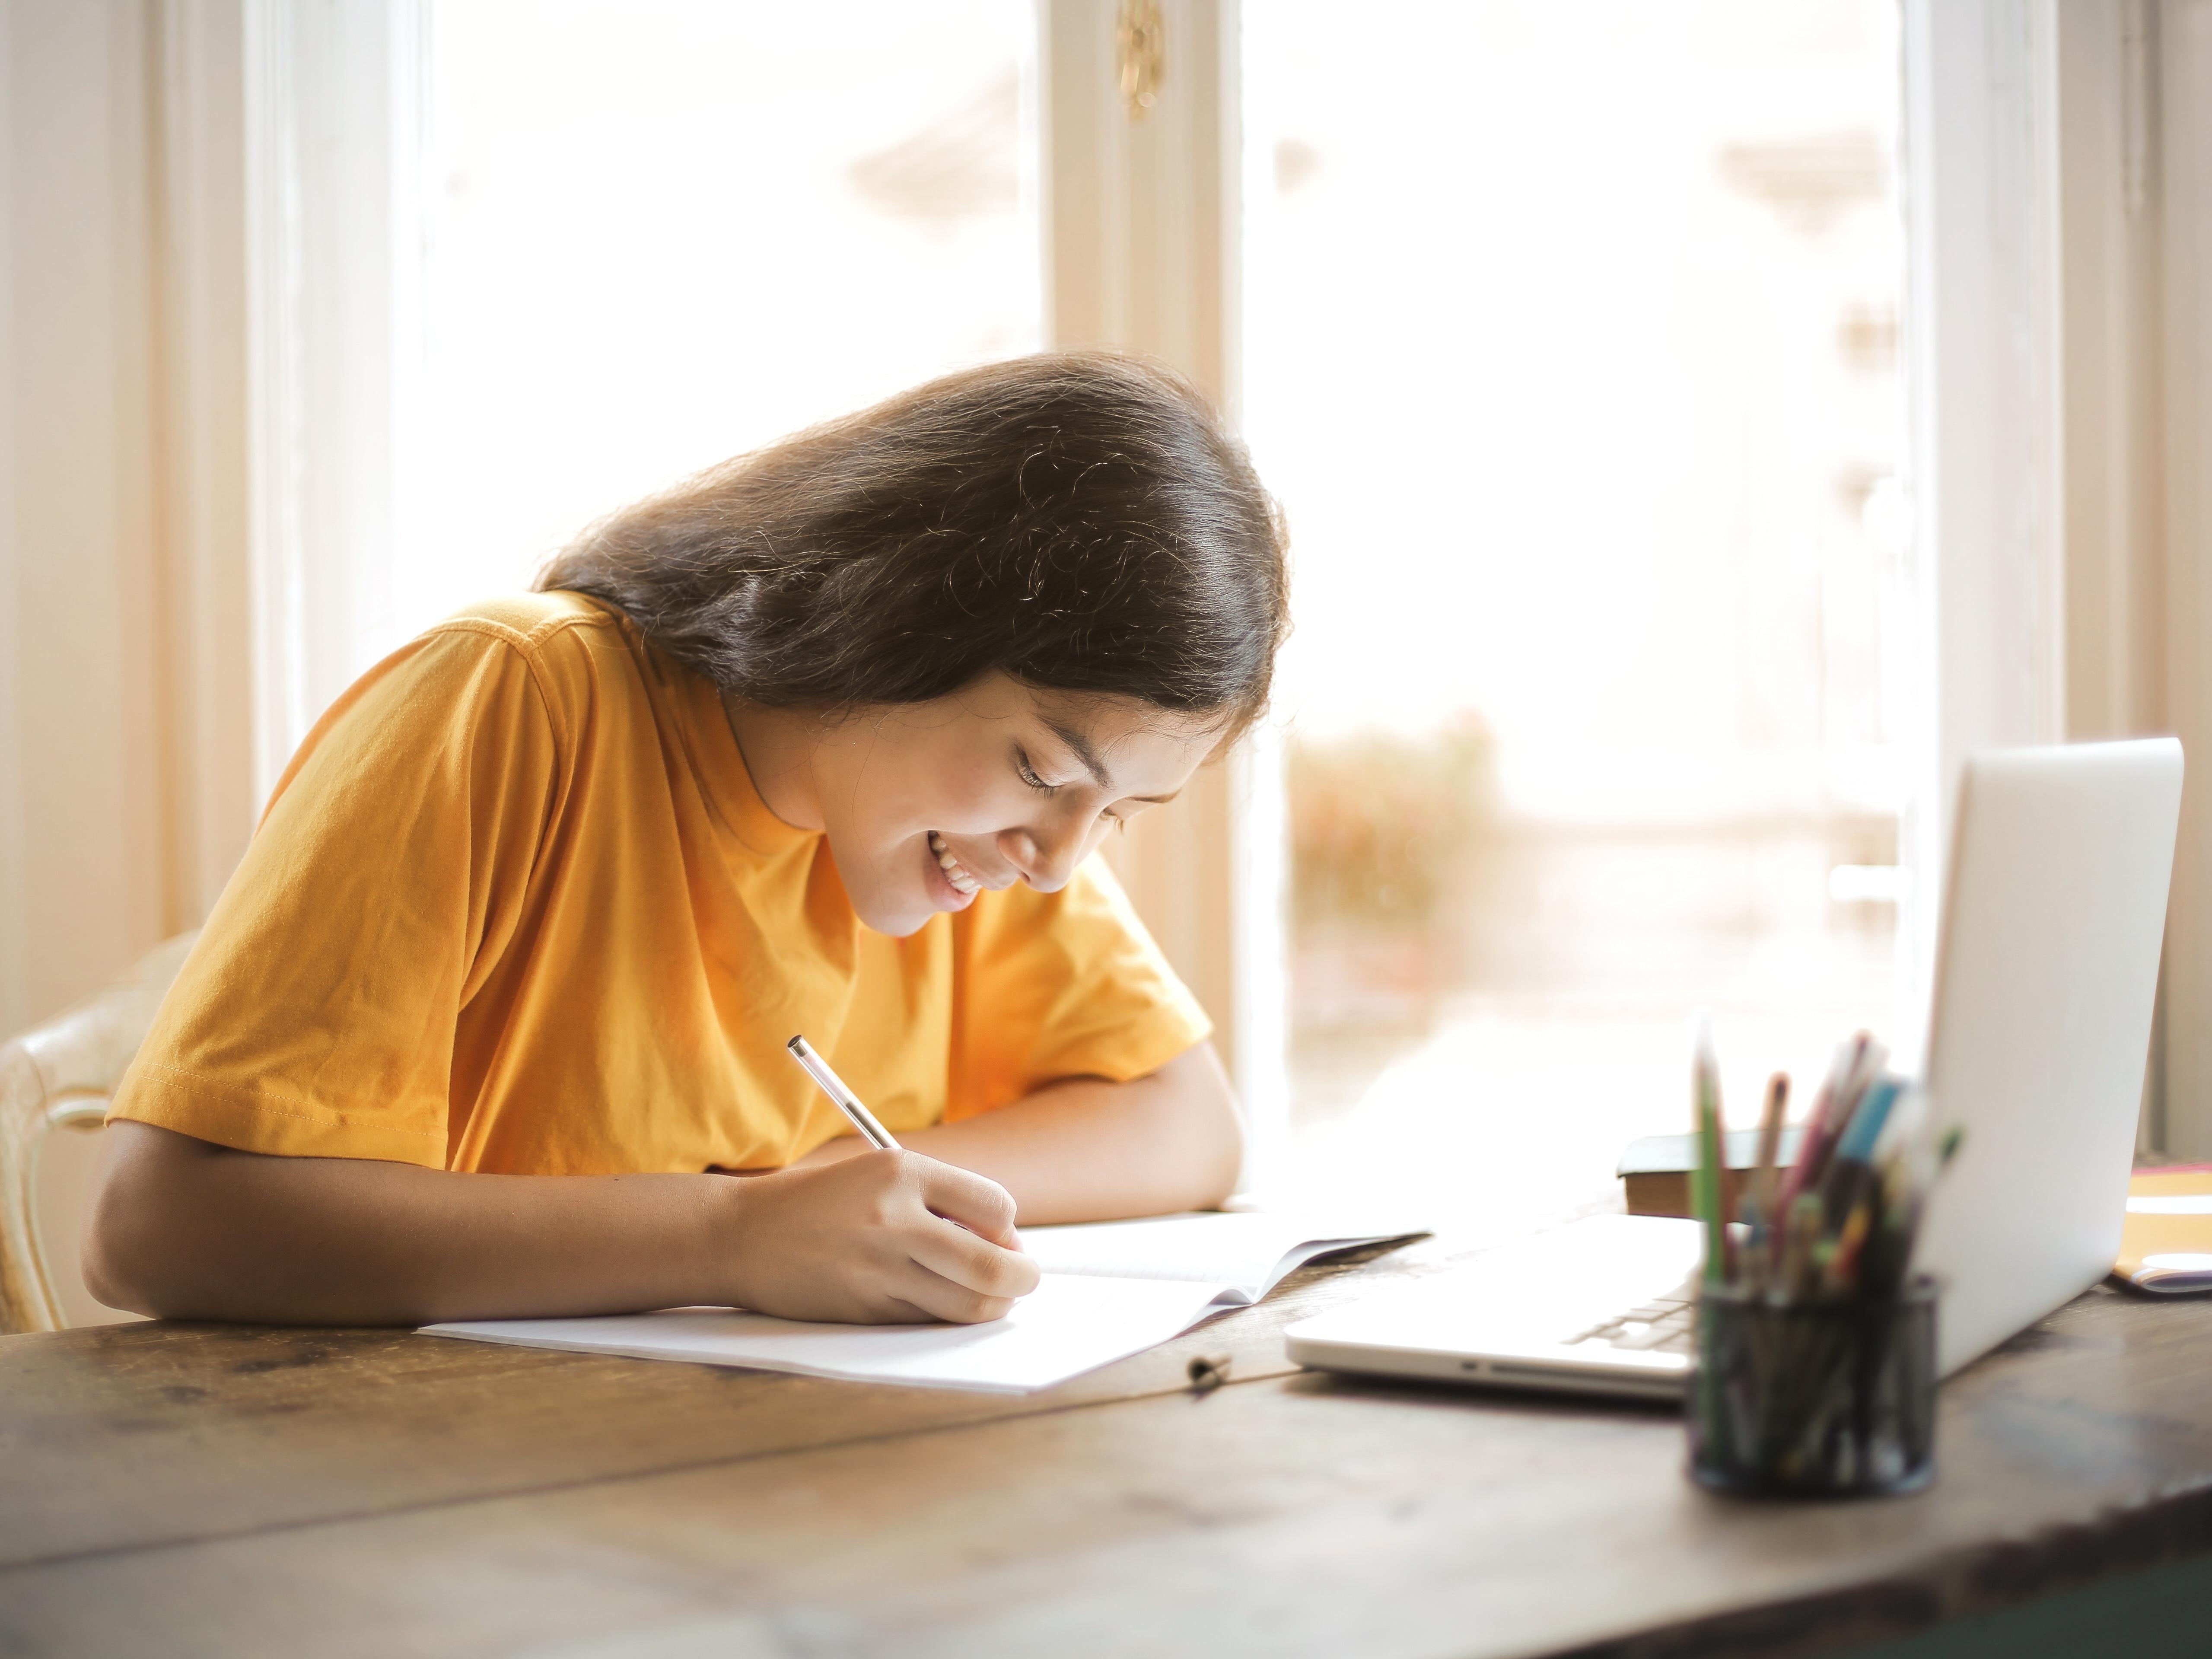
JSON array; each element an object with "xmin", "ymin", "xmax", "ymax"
[{"xmin": 1015, "ymin": 750, "xmax": 1055, "ymax": 793}]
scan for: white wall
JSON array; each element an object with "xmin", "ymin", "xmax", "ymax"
[
  {"xmin": 0, "ymin": 0, "xmax": 257, "ymax": 1035},
  {"xmin": 2043, "ymin": 0, "xmax": 2212, "ymax": 1154},
  {"xmin": 3, "ymin": 0, "xmax": 170, "ymax": 1033},
  {"xmin": 1902, "ymin": 0, "xmax": 2212, "ymax": 1153},
  {"xmin": 2155, "ymin": 0, "xmax": 2212, "ymax": 1153},
  {"xmin": 1899, "ymin": 0, "xmax": 2065, "ymax": 1053}
]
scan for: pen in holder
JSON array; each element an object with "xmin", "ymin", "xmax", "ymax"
[
  {"xmin": 1681, "ymin": 1018, "xmax": 1958, "ymax": 1500},
  {"xmin": 1688, "ymin": 1277, "xmax": 1936, "ymax": 1497}
]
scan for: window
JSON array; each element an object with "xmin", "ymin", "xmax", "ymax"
[
  {"xmin": 1242, "ymin": 3, "xmax": 1909, "ymax": 1223},
  {"xmin": 193, "ymin": 0, "xmax": 2208, "ymax": 1176},
  {"xmin": 398, "ymin": 0, "xmax": 1042, "ymax": 637}
]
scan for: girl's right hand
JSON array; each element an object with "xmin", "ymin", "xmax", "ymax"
[{"xmin": 717, "ymin": 1150, "xmax": 1039, "ymax": 1324}]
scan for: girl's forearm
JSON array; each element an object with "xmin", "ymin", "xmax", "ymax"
[
  {"xmin": 859, "ymin": 1042, "xmax": 1245, "ymax": 1225},
  {"xmin": 83, "ymin": 1044, "xmax": 1233, "ymax": 1327},
  {"xmin": 86, "ymin": 1121, "xmax": 736, "ymax": 1325}
]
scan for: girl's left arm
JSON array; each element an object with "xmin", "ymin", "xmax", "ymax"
[{"xmin": 796, "ymin": 1042, "xmax": 1243, "ymax": 1226}]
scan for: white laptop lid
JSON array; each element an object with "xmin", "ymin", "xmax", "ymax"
[{"xmin": 1912, "ymin": 739, "xmax": 2183, "ymax": 1376}]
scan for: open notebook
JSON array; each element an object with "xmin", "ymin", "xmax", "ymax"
[{"xmin": 422, "ymin": 1211, "xmax": 1423, "ymax": 1394}]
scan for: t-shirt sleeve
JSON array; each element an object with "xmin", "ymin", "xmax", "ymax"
[
  {"xmin": 944, "ymin": 857, "xmax": 1213, "ymax": 1121},
  {"xmin": 108, "ymin": 624, "xmax": 561, "ymax": 1167}
]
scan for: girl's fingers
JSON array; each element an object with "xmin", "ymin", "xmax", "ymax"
[
  {"xmin": 904, "ymin": 1214, "xmax": 1041, "ymax": 1303},
  {"xmin": 878, "ymin": 1257, "xmax": 1025, "ymax": 1325},
  {"xmin": 909, "ymin": 1157, "xmax": 1022, "ymax": 1249}
]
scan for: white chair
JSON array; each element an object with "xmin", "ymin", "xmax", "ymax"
[{"xmin": 0, "ymin": 932, "xmax": 195, "ymax": 1332}]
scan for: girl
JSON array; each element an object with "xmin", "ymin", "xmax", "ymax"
[{"xmin": 87, "ymin": 353, "xmax": 1287, "ymax": 1330}]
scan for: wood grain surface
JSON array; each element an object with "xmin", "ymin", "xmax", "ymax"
[
  {"xmin": 3, "ymin": 1251, "xmax": 2209, "ymax": 1659},
  {"xmin": 0, "ymin": 1238, "xmax": 1435, "ymax": 1569}
]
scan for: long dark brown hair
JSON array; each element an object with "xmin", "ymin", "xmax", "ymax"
[{"xmin": 537, "ymin": 351, "xmax": 1288, "ymax": 736}]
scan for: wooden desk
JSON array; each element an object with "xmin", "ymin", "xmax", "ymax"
[{"xmin": 3, "ymin": 1239, "xmax": 2209, "ymax": 1658}]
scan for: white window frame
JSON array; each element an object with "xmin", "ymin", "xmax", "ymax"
[
  {"xmin": 242, "ymin": 0, "xmax": 426, "ymax": 802},
  {"xmin": 1902, "ymin": 0, "xmax": 2212, "ymax": 1152},
  {"xmin": 1040, "ymin": 0, "xmax": 1289, "ymax": 1180},
  {"xmin": 2146, "ymin": 0, "xmax": 2212, "ymax": 1154}
]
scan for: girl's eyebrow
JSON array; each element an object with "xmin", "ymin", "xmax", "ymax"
[
  {"xmin": 1041, "ymin": 717, "xmax": 1114, "ymax": 790},
  {"xmin": 1040, "ymin": 717, "xmax": 1181, "ymax": 806}
]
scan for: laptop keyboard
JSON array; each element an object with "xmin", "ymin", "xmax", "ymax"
[{"xmin": 1561, "ymin": 1279, "xmax": 1698, "ymax": 1356}]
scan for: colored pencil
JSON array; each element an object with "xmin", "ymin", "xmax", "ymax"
[{"xmin": 1690, "ymin": 1012, "xmax": 1728, "ymax": 1286}]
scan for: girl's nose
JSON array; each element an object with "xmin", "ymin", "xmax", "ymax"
[{"xmin": 997, "ymin": 822, "xmax": 1082, "ymax": 893}]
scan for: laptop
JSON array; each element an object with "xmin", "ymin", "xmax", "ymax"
[{"xmin": 1284, "ymin": 739, "xmax": 2186, "ymax": 1400}]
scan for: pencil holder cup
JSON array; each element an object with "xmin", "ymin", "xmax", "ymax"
[{"xmin": 1687, "ymin": 1277, "xmax": 1937, "ymax": 1499}]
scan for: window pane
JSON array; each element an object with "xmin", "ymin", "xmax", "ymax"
[
  {"xmin": 1244, "ymin": 2, "xmax": 1906, "ymax": 1229},
  {"xmin": 404, "ymin": 0, "xmax": 1041, "ymax": 635}
]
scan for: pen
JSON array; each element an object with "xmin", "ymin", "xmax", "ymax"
[
  {"xmin": 1824, "ymin": 1195, "xmax": 1874, "ymax": 1295},
  {"xmin": 786, "ymin": 1034, "xmax": 902, "ymax": 1151},
  {"xmin": 1690, "ymin": 1011, "xmax": 1728, "ymax": 1286},
  {"xmin": 1743, "ymin": 1071, "xmax": 1790, "ymax": 1290},
  {"xmin": 1747, "ymin": 1072, "xmax": 1789, "ymax": 1227},
  {"xmin": 1815, "ymin": 1074, "xmax": 1903, "ymax": 1239},
  {"xmin": 1778, "ymin": 1033, "xmax": 1881, "ymax": 1216},
  {"xmin": 1780, "ymin": 1192, "xmax": 1821, "ymax": 1299}
]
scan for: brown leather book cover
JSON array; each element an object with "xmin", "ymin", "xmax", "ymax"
[{"xmin": 1616, "ymin": 1127, "xmax": 1805, "ymax": 1219}]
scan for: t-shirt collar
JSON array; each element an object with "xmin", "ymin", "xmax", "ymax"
[{"xmin": 667, "ymin": 663, "xmax": 816, "ymax": 858}]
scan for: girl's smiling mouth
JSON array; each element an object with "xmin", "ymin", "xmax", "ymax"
[{"xmin": 928, "ymin": 830, "xmax": 982, "ymax": 904}]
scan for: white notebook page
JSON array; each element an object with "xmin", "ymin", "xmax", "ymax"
[
  {"xmin": 421, "ymin": 1212, "xmax": 1424, "ymax": 1394},
  {"xmin": 1020, "ymin": 1211, "xmax": 1405, "ymax": 1300},
  {"xmin": 425, "ymin": 1274, "xmax": 1234, "ymax": 1394}
]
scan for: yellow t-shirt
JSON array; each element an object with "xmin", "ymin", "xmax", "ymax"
[{"xmin": 109, "ymin": 592, "xmax": 1210, "ymax": 1174}]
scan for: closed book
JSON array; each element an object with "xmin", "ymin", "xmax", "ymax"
[
  {"xmin": 1616, "ymin": 1127, "xmax": 1806, "ymax": 1219},
  {"xmin": 2114, "ymin": 1165, "xmax": 2212, "ymax": 1293}
]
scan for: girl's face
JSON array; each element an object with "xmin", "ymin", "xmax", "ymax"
[{"xmin": 732, "ymin": 675, "xmax": 1222, "ymax": 938}]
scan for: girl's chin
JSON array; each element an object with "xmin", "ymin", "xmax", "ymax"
[
  {"xmin": 855, "ymin": 897, "xmax": 935, "ymax": 939},
  {"xmin": 849, "ymin": 863, "xmax": 974, "ymax": 938}
]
